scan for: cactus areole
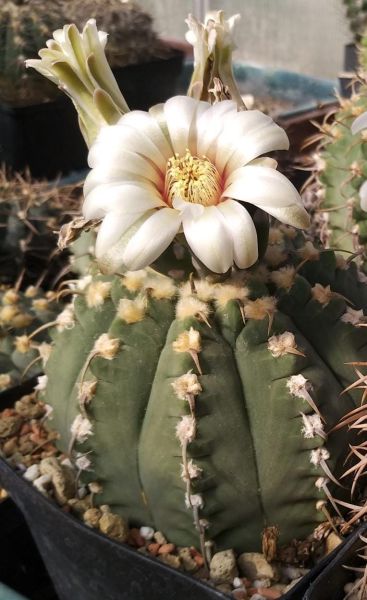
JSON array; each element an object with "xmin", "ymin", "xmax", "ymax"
[{"xmin": 26, "ymin": 13, "xmax": 367, "ymax": 556}]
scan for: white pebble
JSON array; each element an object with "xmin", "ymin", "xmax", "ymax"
[
  {"xmin": 233, "ymin": 577, "xmax": 243, "ymax": 588},
  {"xmin": 281, "ymin": 566, "xmax": 309, "ymax": 581},
  {"xmin": 250, "ymin": 595, "xmax": 266, "ymax": 600},
  {"xmin": 253, "ymin": 578, "xmax": 271, "ymax": 588},
  {"xmin": 33, "ymin": 474, "xmax": 52, "ymax": 494},
  {"xmin": 23, "ymin": 464, "xmax": 40, "ymax": 482},
  {"xmin": 77, "ymin": 486, "xmax": 88, "ymax": 499},
  {"xmin": 140, "ymin": 526, "xmax": 155, "ymax": 540}
]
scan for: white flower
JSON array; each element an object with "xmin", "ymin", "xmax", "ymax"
[
  {"xmin": 351, "ymin": 111, "xmax": 367, "ymax": 211},
  {"xmin": 85, "ymin": 96, "xmax": 309, "ymax": 274}
]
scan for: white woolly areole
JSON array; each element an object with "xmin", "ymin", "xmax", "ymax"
[
  {"xmin": 297, "ymin": 242, "xmax": 320, "ymax": 261},
  {"xmin": 311, "ymin": 284, "xmax": 333, "ymax": 306},
  {"xmin": 85, "ymin": 281, "xmax": 112, "ymax": 308},
  {"xmin": 268, "ymin": 332, "xmax": 298, "ymax": 357},
  {"xmin": 286, "ymin": 374, "xmax": 309, "ymax": 399},
  {"xmin": 77, "ymin": 275, "xmax": 93, "ymax": 291},
  {"xmin": 185, "ymin": 493, "xmax": 204, "ymax": 509},
  {"xmin": 315, "ymin": 477, "xmax": 329, "ymax": 489},
  {"xmin": 171, "ymin": 371, "xmax": 202, "ymax": 401},
  {"xmin": 70, "ymin": 414, "xmax": 93, "ymax": 443},
  {"xmin": 270, "ymin": 266, "xmax": 296, "ymax": 290},
  {"xmin": 268, "ymin": 227, "xmax": 284, "ymax": 244},
  {"xmin": 173, "ymin": 327, "xmax": 201, "ymax": 353},
  {"xmin": 38, "ymin": 342, "xmax": 52, "ymax": 366},
  {"xmin": 145, "ymin": 277, "xmax": 176, "ymax": 299},
  {"xmin": 181, "ymin": 459, "xmax": 202, "ymax": 482},
  {"xmin": 35, "ymin": 375, "xmax": 48, "ymax": 391},
  {"xmin": 264, "ymin": 245, "xmax": 287, "ymax": 267},
  {"xmin": 244, "ymin": 296, "xmax": 277, "ymax": 320},
  {"xmin": 341, "ymin": 307, "xmax": 365, "ymax": 326},
  {"xmin": 0, "ymin": 374, "xmax": 11, "ymax": 389},
  {"xmin": 78, "ymin": 379, "xmax": 97, "ymax": 401},
  {"xmin": 180, "ymin": 280, "xmax": 215, "ymax": 302},
  {"xmin": 93, "ymin": 333, "xmax": 119, "ymax": 359},
  {"xmin": 310, "ymin": 448, "xmax": 330, "ymax": 466},
  {"xmin": 117, "ymin": 297, "xmax": 146, "ymax": 324},
  {"xmin": 176, "ymin": 296, "xmax": 210, "ymax": 320},
  {"xmin": 2, "ymin": 289, "xmax": 19, "ymax": 305},
  {"xmin": 301, "ymin": 413, "xmax": 325, "ymax": 439},
  {"xmin": 75, "ymin": 454, "xmax": 92, "ymax": 471},
  {"xmin": 32, "ymin": 298, "xmax": 49, "ymax": 312},
  {"xmin": 122, "ymin": 271, "xmax": 147, "ymax": 292},
  {"xmin": 214, "ymin": 284, "xmax": 249, "ymax": 308},
  {"xmin": 15, "ymin": 335, "xmax": 31, "ymax": 354},
  {"xmin": 176, "ymin": 415, "xmax": 196, "ymax": 445},
  {"xmin": 56, "ymin": 304, "xmax": 75, "ymax": 331}
]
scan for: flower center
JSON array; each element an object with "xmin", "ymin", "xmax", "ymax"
[{"xmin": 165, "ymin": 150, "xmax": 222, "ymax": 207}]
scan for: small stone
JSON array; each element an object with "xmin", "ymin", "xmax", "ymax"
[
  {"xmin": 68, "ymin": 498, "xmax": 91, "ymax": 516},
  {"xmin": 33, "ymin": 474, "xmax": 52, "ymax": 495},
  {"xmin": 147, "ymin": 543, "xmax": 161, "ymax": 556},
  {"xmin": 238, "ymin": 553, "xmax": 277, "ymax": 582},
  {"xmin": 158, "ymin": 543, "xmax": 176, "ymax": 555},
  {"xmin": 281, "ymin": 566, "xmax": 309, "ymax": 582},
  {"xmin": 18, "ymin": 438, "xmax": 34, "ymax": 455},
  {"xmin": 210, "ymin": 549, "xmax": 238, "ymax": 583},
  {"xmin": 253, "ymin": 579, "xmax": 271, "ymax": 589},
  {"xmin": 159, "ymin": 554, "xmax": 181, "ymax": 569},
  {"xmin": 140, "ymin": 526, "xmax": 154, "ymax": 541},
  {"xmin": 40, "ymin": 457, "xmax": 75, "ymax": 505},
  {"xmin": 325, "ymin": 532, "xmax": 342, "ymax": 554},
  {"xmin": 153, "ymin": 531, "xmax": 167, "ymax": 545},
  {"xmin": 83, "ymin": 508, "xmax": 102, "ymax": 528},
  {"xmin": 216, "ymin": 583, "xmax": 232, "ymax": 594},
  {"xmin": 23, "ymin": 464, "xmax": 40, "ymax": 482},
  {"xmin": 253, "ymin": 588, "xmax": 282, "ymax": 599},
  {"xmin": 128, "ymin": 528, "xmax": 146, "ymax": 547},
  {"xmin": 178, "ymin": 547, "xmax": 198, "ymax": 572},
  {"xmin": 100, "ymin": 505, "xmax": 111, "ymax": 514},
  {"xmin": 3, "ymin": 437, "xmax": 18, "ymax": 456},
  {"xmin": 0, "ymin": 415, "xmax": 22, "ymax": 438},
  {"xmin": 99, "ymin": 512, "xmax": 128, "ymax": 542},
  {"xmin": 232, "ymin": 590, "xmax": 248, "ymax": 600},
  {"xmin": 249, "ymin": 595, "xmax": 266, "ymax": 600},
  {"xmin": 15, "ymin": 398, "xmax": 44, "ymax": 419}
]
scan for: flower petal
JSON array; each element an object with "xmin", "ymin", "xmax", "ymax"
[
  {"xmin": 96, "ymin": 211, "xmax": 142, "ymax": 257},
  {"xmin": 163, "ymin": 96, "xmax": 204, "ymax": 157},
  {"xmin": 182, "ymin": 206, "xmax": 233, "ymax": 273},
  {"xmin": 352, "ymin": 111, "xmax": 367, "ymax": 135},
  {"xmin": 83, "ymin": 182, "xmax": 165, "ymax": 220},
  {"xmin": 120, "ymin": 110, "xmax": 173, "ymax": 159},
  {"xmin": 223, "ymin": 166, "xmax": 310, "ymax": 229},
  {"xmin": 216, "ymin": 110, "xmax": 289, "ymax": 173},
  {"xmin": 196, "ymin": 100, "xmax": 237, "ymax": 160},
  {"xmin": 360, "ymin": 180, "xmax": 367, "ymax": 211},
  {"xmin": 123, "ymin": 208, "xmax": 181, "ymax": 270},
  {"xmin": 89, "ymin": 122, "xmax": 168, "ymax": 172},
  {"xmin": 217, "ymin": 199, "xmax": 258, "ymax": 268},
  {"xmin": 84, "ymin": 151, "xmax": 163, "ymax": 195}
]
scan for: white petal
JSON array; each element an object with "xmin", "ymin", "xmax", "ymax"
[
  {"xmin": 223, "ymin": 166, "xmax": 310, "ymax": 229},
  {"xmin": 352, "ymin": 111, "xmax": 367, "ymax": 135},
  {"xmin": 89, "ymin": 123, "xmax": 167, "ymax": 172},
  {"xmin": 215, "ymin": 110, "xmax": 289, "ymax": 173},
  {"xmin": 83, "ymin": 182, "xmax": 165, "ymax": 220},
  {"xmin": 84, "ymin": 152, "xmax": 163, "ymax": 195},
  {"xmin": 96, "ymin": 211, "xmax": 142, "ymax": 257},
  {"xmin": 163, "ymin": 96, "xmax": 205, "ymax": 156},
  {"xmin": 217, "ymin": 200, "xmax": 258, "ymax": 268},
  {"xmin": 360, "ymin": 180, "xmax": 367, "ymax": 211},
  {"xmin": 226, "ymin": 159, "xmax": 277, "ymax": 187},
  {"xmin": 196, "ymin": 100, "xmax": 237, "ymax": 160},
  {"xmin": 121, "ymin": 110, "xmax": 173, "ymax": 159},
  {"xmin": 182, "ymin": 206, "xmax": 233, "ymax": 273},
  {"xmin": 123, "ymin": 208, "xmax": 181, "ymax": 270}
]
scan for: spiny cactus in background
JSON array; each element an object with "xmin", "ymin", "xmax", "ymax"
[
  {"xmin": 0, "ymin": 169, "xmax": 82, "ymax": 288},
  {"xmin": 38, "ymin": 227, "xmax": 367, "ymax": 555},
  {"xmin": 0, "ymin": 0, "xmax": 69, "ymax": 106},
  {"xmin": 343, "ymin": 0, "xmax": 367, "ymax": 40},
  {"xmin": 0, "ymin": 283, "xmax": 60, "ymax": 392},
  {"xmin": 303, "ymin": 64, "xmax": 367, "ymax": 272},
  {"xmin": 67, "ymin": 0, "xmax": 170, "ymax": 68}
]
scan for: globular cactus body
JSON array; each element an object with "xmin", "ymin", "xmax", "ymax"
[{"xmin": 42, "ymin": 231, "xmax": 367, "ymax": 552}]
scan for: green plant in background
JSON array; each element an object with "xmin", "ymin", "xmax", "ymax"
[
  {"xmin": 24, "ymin": 11, "xmax": 367, "ymax": 563},
  {"xmin": 0, "ymin": 169, "xmax": 82, "ymax": 288},
  {"xmin": 344, "ymin": 0, "xmax": 367, "ymax": 40},
  {"xmin": 0, "ymin": 0, "xmax": 69, "ymax": 106}
]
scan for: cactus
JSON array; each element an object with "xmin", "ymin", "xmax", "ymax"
[
  {"xmin": 0, "ymin": 169, "xmax": 82, "ymax": 288},
  {"xmin": 0, "ymin": 0, "xmax": 69, "ymax": 105},
  {"xmin": 303, "ymin": 59, "xmax": 367, "ymax": 270},
  {"xmin": 343, "ymin": 0, "xmax": 367, "ymax": 40},
  {"xmin": 67, "ymin": 0, "xmax": 170, "ymax": 69},
  {"xmin": 38, "ymin": 229, "xmax": 367, "ymax": 553},
  {"xmin": 0, "ymin": 283, "xmax": 59, "ymax": 391}
]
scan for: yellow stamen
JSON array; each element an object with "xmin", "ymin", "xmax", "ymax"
[{"xmin": 165, "ymin": 150, "xmax": 221, "ymax": 207}]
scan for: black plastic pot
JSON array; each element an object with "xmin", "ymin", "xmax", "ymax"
[
  {"xmin": 0, "ymin": 382, "xmax": 366, "ymax": 600},
  {"xmin": 0, "ymin": 50, "xmax": 183, "ymax": 179}
]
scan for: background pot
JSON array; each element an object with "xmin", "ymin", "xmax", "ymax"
[{"xmin": 0, "ymin": 49, "xmax": 184, "ymax": 180}]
